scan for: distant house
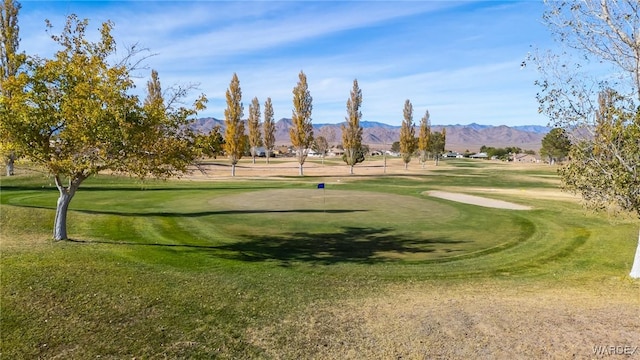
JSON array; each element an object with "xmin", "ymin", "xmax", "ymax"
[
  {"xmin": 255, "ymin": 147, "xmax": 275, "ymax": 157},
  {"xmin": 307, "ymin": 149, "xmax": 322, "ymax": 157},
  {"xmin": 469, "ymin": 152, "xmax": 488, "ymax": 159},
  {"xmin": 443, "ymin": 151, "xmax": 463, "ymax": 158},
  {"xmin": 512, "ymin": 153, "xmax": 540, "ymax": 163}
]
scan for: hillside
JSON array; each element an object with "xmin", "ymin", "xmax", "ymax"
[{"xmin": 191, "ymin": 117, "xmax": 549, "ymax": 152}]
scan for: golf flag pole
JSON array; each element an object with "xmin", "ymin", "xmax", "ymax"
[{"xmin": 317, "ymin": 183, "xmax": 325, "ymax": 212}]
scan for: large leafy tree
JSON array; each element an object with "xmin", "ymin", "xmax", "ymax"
[
  {"xmin": 535, "ymin": 0, "xmax": 640, "ymax": 277},
  {"xmin": 399, "ymin": 99, "xmax": 416, "ymax": 169},
  {"xmin": 247, "ymin": 96, "xmax": 261, "ymax": 164},
  {"xmin": 428, "ymin": 129, "xmax": 446, "ymax": 166},
  {"xmin": 417, "ymin": 110, "xmax": 431, "ymax": 168},
  {"xmin": 312, "ymin": 135, "xmax": 329, "ymax": 165},
  {"xmin": 0, "ymin": 0, "xmax": 25, "ymax": 176},
  {"xmin": 0, "ymin": 15, "xmax": 205, "ymax": 240},
  {"xmin": 262, "ymin": 97, "xmax": 275, "ymax": 163},
  {"xmin": 560, "ymin": 90, "xmax": 639, "ymax": 215},
  {"xmin": 196, "ymin": 125, "xmax": 224, "ymax": 160},
  {"xmin": 341, "ymin": 79, "xmax": 364, "ymax": 175},
  {"xmin": 540, "ymin": 127, "xmax": 571, "ymax": 164},
  {"xmin": 223, "ymin": 73, "xmax": 245, "ymax": 176},
  {"xmin": 290, "ymin": 71, "xmax": 313, "ymax": 176}
]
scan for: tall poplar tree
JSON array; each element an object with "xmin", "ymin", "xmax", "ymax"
[
  {"xmin": 0, "ymin": 0, "xmax": 24, "ymax": 176},
  {"xmin": 399, "ymin": 99, "xmax": 416, "ymax": 170},
  {"xmin": 248, "ymin": 96, "xmax": 261, "ymax": 164},
  {"xmin": 418, "ymin": 110, "xmax": 431, "ymax": 169},
  {"xmin": 290, "ymin": 71, "xmax": 313, "ymax": 176},
  {"xmin": 341, "ymin": 79, "xmax": 364, "ymax": 175},
  {"xmin": 223, "ymin": 73, "xmax": 245, "ymax": 176},
  {"xmin": 0, "ymin": 15, "xmax": 205, "ymax": 240},
  {"xmin": 262, "ymin": 97, "xmax": 275, "ymax": 163}
]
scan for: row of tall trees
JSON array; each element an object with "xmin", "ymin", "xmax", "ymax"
[
  {"xmin": 222, "ymin": 72, "xmax": 312, "ymax": 176},
  {"xmin": 398, "ymin": 99, "xmax": 446, "ymax": 169},
  {"xmin": 207, "ymin": 75, "xmax": 445, "ymax": 176},
  {"xmin": 221, "ymin": 76, "xmax": 449, "ymax": 176},
  {"xmin": 219, "ymin": 74, "xmax": 370, "ymax": 177}
]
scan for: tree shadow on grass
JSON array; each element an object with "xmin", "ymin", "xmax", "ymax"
[
  {"xmin": 2, "ymin": 205, "xmax": 367, "ymax": 217},
  {"xmin": 74, "ymin": 208, "xmax": 367, "ymax": 217},
  {"xmin": 215, "ymin": 226, "xmax": 468, "ymax": 265}
]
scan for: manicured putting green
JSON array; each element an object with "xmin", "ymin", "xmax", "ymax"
[{"xmin": 194, "ymin": 189, "xmax": 534, "ymax": 263}]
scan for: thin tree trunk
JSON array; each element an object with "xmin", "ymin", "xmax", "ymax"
[
  {"xmin": 299, "ymin": 163, "xmax": 304, "ymax": 176},
  {"xmin": 630, "ymin": 228, "xmax": 640, "ymax": 279},
  {"xmin": 6, "ymin": 159, "xmax": 14, "ymax": 176},
  {"xmin": 350, "ymin": 165, "xmax": 354, "ymax": 175},
  {"xmin": 231, "ymin": 163, "xmax": 236, "ymax": 177},
  {"xmin": 53, "ymin": 175, "xmax": 82, "ymax": 241},
  {"xmin": 266, "ymin": 150, "xmax": 271, "ymax": 164},
  {"xmin": 54, "ymin": 192, "xmax": 73, "ymax": 240},
  {"xmin": 6, "ymin": 152, "xmax": 15, "ymax": 176},
  {"xmin": 383, "ymin": 154, "xmax": 387, "ymax": 174}
]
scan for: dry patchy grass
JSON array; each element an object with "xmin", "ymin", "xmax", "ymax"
[{"xmin": 249, "ymin": 281, "xmax": 640, "ymax": 359}]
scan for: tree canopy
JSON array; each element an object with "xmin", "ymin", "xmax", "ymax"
[
  {"xmin": 196, "ymin": 125, "xmax": 224, "ymax": 160},
  {"xmin": 559, "ymin": 90, "xmax": 639, "ymax": 216},
  {"xmin": 540, "ymin": 128, "xmax": 571, "ymax": 164},
  {"xmin": 428, "ymin": 129, "xmax": 446, "ymax": 165}
]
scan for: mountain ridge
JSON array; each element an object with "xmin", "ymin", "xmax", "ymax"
[{"xmin": 191, "ymin": 117, "xmax": 549, "ymax": 152}]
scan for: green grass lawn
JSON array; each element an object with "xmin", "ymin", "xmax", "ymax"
[{"xmin": 1, "ymin": 160, "xmax": 638, "ymax": 358}]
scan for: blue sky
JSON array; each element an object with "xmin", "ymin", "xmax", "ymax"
[{"xmin": 19, "ymin": 1, "xmax": 554, "ymax": 126}]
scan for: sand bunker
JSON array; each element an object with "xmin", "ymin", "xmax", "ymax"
[{"xmin": 427, "ymin": 191, "xmax": 532, "ymax": 210}]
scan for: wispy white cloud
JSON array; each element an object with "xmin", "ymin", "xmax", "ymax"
[{"xmin": 18, "ymin": 0, "xmax": 552, "ymax": 126}]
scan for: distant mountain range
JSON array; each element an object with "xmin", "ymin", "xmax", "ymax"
[{"xmin": 191, "ymin": 117, "xmax": 550, "ymax": 152}]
